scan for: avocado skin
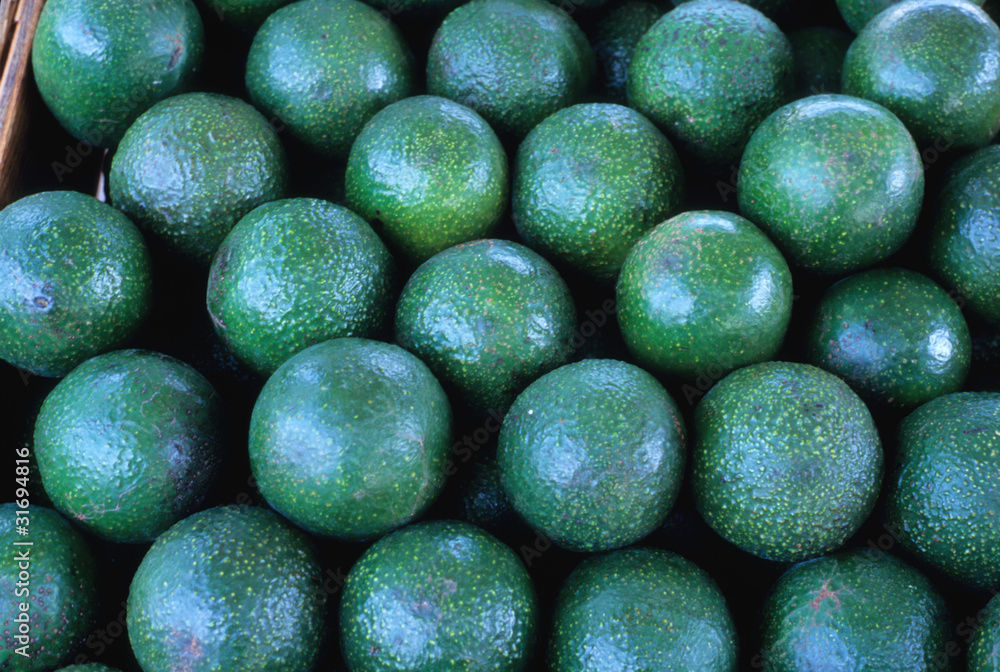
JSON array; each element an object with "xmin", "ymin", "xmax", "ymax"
[
  {"xmin": 843, "ymin": 0, "xmax": 1000, "ymax": 150},
  {"xmin": 31, "ymin": 0, "xmax": 204, "ymax": 148},
  {"xmin": 616, "ymin": 210, "xmax": 793, "ymax": 381},
  {"xmin": 110, "ymin": 92, "xmax": 289, "ymax": 265},
  {"xmin": 628, "ymin": 0, "xmax": 793, "ymax": 167},
  {"xmin": 836, "ymin": 0, "xmax": 985, "ymax": 33},
  {"xmin": 513, "ymin": 103, "xmax": 684, "ymax": 283},
  {"xmin": 586, "ymin": 0, "xmax": 663, "ymax": 102},
  {"xmin": 0, "ymin": 505, "xmax": 97, "ymax": 672},
  {"xmin": 968, "ymin": 592, "xmax": 1000, "ymax": 671},
  {"xmin": 199, "ymin": 0, "xmax": 293, "ymax": 32},
  {"xmin": 886, "ymin": 392, "xmax": 1000, "ymax": 590},
  {"xmin": 739, "ymin": 94, "xmax": 923, "ymax": 276},
  {"xmin": 206, "ymin": 198, "xmax": 395, "ymax": 377},
  {"xmin": 394, "ymin": 239, "xmax": 577, "ymax": 416},
  {"xmin": 426, "ymin": 0, "xmax": 595, "ymax": 141},
  {"xmin": 249, "ymin": 338, "xmax": 453, "ymax": 541},
  {"xmin": 548, "ymin": 548, "xmax": 738, "ymax": 672},
  {"xmin": 339, "ymin": 519, "xmax": 539, "ymax": 672},
  {"xmin": 127, "ymin": 505, "xmax": 327, "ymax": 672},
  {"xmin": 346, "ymin": 96, "xmax": 508, "ymax": 265},
  {"xmin": 246, "ymin": 0, "xmax": 415, "ymax": 160},
  {"xmin": 929, "ymin": 144, "xmax": 1000, "ymax": 326},
  {"xmin": 34, "ymin": 349, "xmax": 224, "ymax": 544},
  {"xmin": 787, "ymin": 27, "xmax": 853, "ymax": 99},
  {"xmin": 498, "ymin": 359, "xmax": 685, "ymax": 553},
  {"xmin": 692, "ymin": 362, "xmax": 883, "ymax": 563},
  {"xmin": 761, "ymin": 548, "xmax": 952, "ymax": 672},
  {"xmin": 0, "ymin": 191, "xmax": 152, "ymax": 378}
]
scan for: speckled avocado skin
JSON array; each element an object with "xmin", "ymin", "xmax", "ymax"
[
  {"xmin": 616, "ymin": 210, "xmax": 793, "ymax": 381},
  {"xmin": 968, "ymin": 592, "xmax": 1000, "ymax": 671},
  {"xmin": 548, "ymin": 548, "xmax": 738, "ymax": 672},
  {"xmin": 929, "ymin": 144, "xmax": 1000, "ymax": 326},
  {"xmin": 843, "ymin": 0, "xmax": 1000, "ymax": 150},
  {"xmin": 805, "ymin": 268, "xmax": 971, "ymax": 410},
  {"xmin": 738, "ymin": 94, "xmax": 923, "ymax": 276},
  {"xmin": 586, "ymin": 0, "xmax": 663, "ymax": 102},
  {"xmin": 836, "ymin": 0, "xmax": 985, "ymax": 33},
  {"xmin": 394, "ymin": 239, "xmax": 577, "ymax": 416},
  {"xmin": 761, "ymin": 549, "xmax": 952, "ymax": 672},
  {"xmin": 346, "ymin": 96, "xmax": 508, "ymax": 265},
  {"xmin": 206, "ymin": 198, "xmax": 395, "ymax": 377},
  {"xmin": 692, "ymin": 362, "xmax": 883, "ymax": 563},
  {"xmin": 0, "ymin": 191, "xmax": 152, "ymax": 378},
  {"xmin": 426, "ymin": 0, "xmax": 595, "ymax": 141},
  {"xmin": 245, "ymin": 0, "xmax": 415, "ymax": 159},
  {"xmin": 498, "ymin": 359, "xmax": 686, "ymax": 553},
  {"xmin": 886, "ymin": 392, "xmax": 1000, "ymax": 590},
  {"xmin": 33, "ymin": 349, "xmax": 224, "ymax": 544},
  {"xmin": 339, "ymin": 519, "xmax": 539, "ymax": 672},
  {"xmin": 0, "ymin": 505, "xmax": 97, "ymax": 672},
  {"xmin": 127, "ymin": 506, "xmax": 327, "ymax": 672},
  {"xmin": 513, "ymin": 103, "xmax": 684, "ymax": 283},
  {"xmin": 31, "ymin": 0, "xmax": 204, "ymax": 147},
  {"xmin": 109, "ymin": 92, "xmax": 289, "ymax": 265},
  {"xmin": 628, "ymin": 0, "xmax": 793, "ymax": 167},
  {"xmin": 787, "ymin": 27, "xmax": 853, "ymax": 99},
  {"xmin": 249, "ymin": 338, "xmax": 453, "ymax": 541}
]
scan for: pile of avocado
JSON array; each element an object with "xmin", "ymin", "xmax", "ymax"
[{"xmin": 3, "ymin": 0, "xmax": 1000, "ymax": 670}]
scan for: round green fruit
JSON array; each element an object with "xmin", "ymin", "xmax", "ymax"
[
  {"xmin": 587, "ymin": 0, "xmax": 663, "ymax": 102},
  {"xmin": 786, "ymin": 27, "xmax": 853, "ymax": 99},
  {"xmin": 969, "ymin": 592, "xmax": 1000, "ymax": 672},
  {"xmin": 198, "ymin": 0, "xmax": 294, "ymax": 32},
  {"xmin": 836, "ymin": 0, "xmax": 985, "ymax": 33}
]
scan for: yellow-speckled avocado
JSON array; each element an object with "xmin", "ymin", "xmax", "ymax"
[{"xmin": 836, "ymin": 0, "xmax": 985, "ymax": 33}]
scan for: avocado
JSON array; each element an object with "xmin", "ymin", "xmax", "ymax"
[
  {"xmin": 198, "ymin": 0, "xmax": 293, "ymax": 32},
  {"xmin": 512, "ymin": 102, "xmax": 684, "ymax": 283},
  {"xmin": 0, "ymin": 191, "xmax": 152, "ymax": 378},
  {"xmin": 738, "ymin": 94, "xmax": 923, "ymax": 276},
  {"xmin": 548, "ymin": 548, "xmax": 738, "ymax": 672},
  {"xmin": 0, "ymin": 505, "xmax": 97, "ymax": 672},
  {"xmin": 245, "ymin": 0, "xmax": 416, "ymax": 159},
  {"xmin": 206, "ymin": 198, "xmax": 395, "ymax": 377},
  {"xmin": 928, "ymin": 144, "xmax": 1000, "ymax": 326},
  {"xmin": 585, "ymin": 0, "xmax": 663, "ymax": 103},
  {"xmin": 615, "ymin": 210, "xmax": 793, "ymax": 381},
  {"xmin": 127, "ymin": 505, "xmax": 327, "ymax": 672},
  {"xmin": 885, "ymin": 391, "xmax": 1000, "ymax": 589},
  {"xmin": 109, "ymin": 92, "xmax": 289, "ymax": 265},
  {"xmin": 249, "ymin": 337, "xmax": 453, "ymax": 541},
  {"xmin": 33, "ymin": 349, "xmax": 224, "ymax": 543},
  {"xmin": 760, "ymin": 548, "xmax": 952, "ymax": 671},
  {"xmin": 54, "ymin": 666, "xmax": 121, "ymax": 672},
  {"xmin": 836, "ymin": 0, "xmax": 985, "ymax": 33},
  {"xmin": 842, "ymin": 0, "xmax": 1000, "ymax": 150},
  {"xmin": 31, "ymin": 0, "xmax": 204, "ymax": 148},
  {"xmin": 628, "ymin": 0, "xmax": 793, "ymax": 168},
  {"xmin": 358, "ymin": 0, "xmax": 465, "ymax": 19},
  {"xmin": 786, "ymin": 27, "xmax": 853, "ymax": 99},
  {"xmin": 805, "ymin": 267, "xmax": 971, "ymax": 410},
  {"xmin": 968, "ymin": 592, "xmax": 1000, "ymax": 671},
  {"xmin": 692, "ymin": 361, "xmax": 883, "ymax": 563},
  {"xmin": 339, "ymin": 519, "xmax": 539, "ymax": 672},
  {"xmin": 451, "ymin": 453, "xmax": 519, "ymax": 535},
  {"xmin": 497, "ymin": 358, "xmax": 686, "ymax": 552},
  {"xmin": 394, "ymin": 239, "xmax": 577, "ymax": 416},
  {"xmin": 346, "ymin": 96, "xmax": 509, "ymax": 266},
  {"xmin": 426, "ymin": 0, "xmax": 595, "ymax": 141}
]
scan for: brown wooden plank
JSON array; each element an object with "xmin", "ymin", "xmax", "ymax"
[{"xmin": 0, "ymin": 0, "xmax": 44, "ymax": 208}]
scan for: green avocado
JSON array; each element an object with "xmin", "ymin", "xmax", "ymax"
[
  {"xmin": 628, "ymin": 0, "xmax": 793, "ymax": 167},
  {"xmin": 34, "ymin": 349, "xmax": 224, "ymax": 543},
  {"xmin": 249, "ymin": 337, "xmax": 453, "ymax": 541},
  {"xmin": 245, "ymin": 0, "xmax": 415, "ymax": 159},
  {"xmin": 358, "ymin": 0, "xmax": 465, "ymax": 19},
  {"xmin": 586, "ymin": 0, "xmax": 663, "ymax": 102},
  {"xmin": 968, "ymin": 592, "xmax": 1000, "ymax": 671},
  {"xmin": 0, "ymin": 191, "xmax": 152, "ymax": 378},
  {"xmin": 760, "ymin": 548, "xmax": 952, "ymax": 671},
  {"xmin": 346, "ymin": 96, "xmax": 508, "ymax": 265},
  {"xmin": 836, "ymin": 0, "xmax": 985, "ymax": 33},
  {"xmin": 0, "ymin": 505, "xmax": 97, "ymax": 672},
  {"xmin": 339, "ymin": 519, "xmax": 539, "ymax": 672},
  {"xmin": 886, "ymin": 392, "xmax": 1000, "ymax": 589},
  {"xmin": 54, "ymin": 665, "xmax": 122, "ymax": 672},
  {"xmin": 127, "ymin": 505, "xmax": 327, "ymax": 672},
  {"xmin": 843, "ymin": 0, "xmax": 1000, "ymax": 150},
  {"xmin": 692, "ymin": 361, "xmax": 883, "ymax": 563},
  {"xmin": 109, "ymin": 92, "xmax": 289, "ymax": 265},
  {"xmin": 786, "ymin": 27, "xmax": 853, "ymax": 99},
  {"xmin": 805, "ymin": 268, "xmax": 971, "ymax": 410},
  {"xmin": 549, "ymin": 548, "xmax": 738, "ymax": 672},
  {"xmin": 738, "ymin": 94, "xmax": 923, "ymax": 276},
  {"xmin": 929, "ymin": 144, "xmax": 1000, "ymax": 326},
  {"xmin": 497, "ymin": 359, "xmax": 686, "ymax": 552},
  {"xmin": 512, "ymin": 103, "xmax": 684, "ymax": 283},
  {"xmin": 394, "ymin": 239, "xmax": 577, "ymax": 416},
  {"xmin": 31, "ymin": 0, "xmax": 203, "ymax": 147},
  {"xmin": 426, "ymin": 0, "xmax": 595, "ymax": 141},
  {"xmin": 616, "ymin": 210, "xmax": 793, "ymax": 381},
  {"xmin": 198, "ymin": 0, "xmax": 293, "ymax": 32},
  {"xmin": 206, "ymin": 198, "xmax": 395, "ymax": 377}
]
